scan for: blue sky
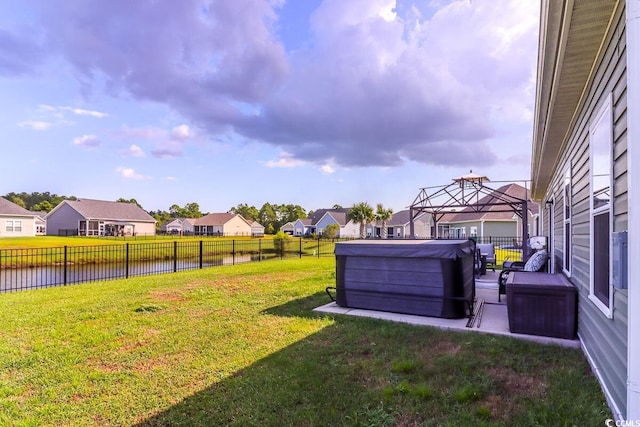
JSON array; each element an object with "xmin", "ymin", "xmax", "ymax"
[{"xmin": 0, "ymin": 0, "xmax": 539, "ymax": 214}]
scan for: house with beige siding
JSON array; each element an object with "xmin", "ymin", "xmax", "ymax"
[
  {"xmin": 371, "ymin": 210, "xmax": 432, "ymax": 239},
  {"xmin": 438, "ymin": 183, "xmax": 540, "ymax": 239},
  {"xmin": 193, "ymin": 213, "xmax": 252, "ymax": 236},
  {"xmin": 160, "ymin": 218, "xmax": 196, "ymax": 235},
  {"xmin": 0, "ymin": 197, "xmax": 38, "ymax": 237},
  {"xmin": 531, "ymin": 0, "xmax": 639, "ymax": 419},
  {"xmin": 45, "ymin": 199, "xmax": 156, "ymax": 236}
]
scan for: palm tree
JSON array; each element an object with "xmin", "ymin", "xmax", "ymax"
[
  {"xmin": 375, "ymin": 203, "xmax": 394, "ymax": 239},
  {"xmin": 348, "ymin": 202, "xmax": 375, "ymax": 239}
]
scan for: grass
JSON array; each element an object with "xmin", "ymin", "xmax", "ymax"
[
  {"xmin": 0, "ymin": 235, "xmax": 270, "ymax": 250},
  {"xmin": 0, "ymin": 258, "xmax": 611, "ymax": 426},
  {"xmin": 0, "ymin": 236, "xmax": 336, "ymax": 267}
]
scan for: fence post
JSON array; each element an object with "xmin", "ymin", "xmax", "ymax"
[
  {"xmin": 126, "ymin": 243, "xmax": 129, "ymax": 279},
  {"xmin": 318, "ymin": 237, "xmax": 321, "ymax": 258},
  {"xmin": 259, "ymin": 239, "xmax": 262, "ymax": 261},
  {"xmin": 233, "ymin": 240, "xmax": 236, "ymax": 265},
  {"xmin": 199, "ymin": 240, "xmax": 203, "ymax": 269},
  {"xmin": 63, "ymin": 246, "xmax": 68, "ymax": 286},
  {"xmin": 299, "ymin": 237, "xmax": 302, "ymax": 258},
  {"xmin": 173, "ymin": 241, "xmax": 177, "ymax": 273}
]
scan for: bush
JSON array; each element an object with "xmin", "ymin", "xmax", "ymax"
[{"xmin": 273, "ymin": 231, "xmax": 291, "ymax": 253}]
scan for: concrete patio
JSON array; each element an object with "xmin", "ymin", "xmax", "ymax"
[{"xmin": 314, "ymin": 270, "xmax": 580, "ymax": 348}]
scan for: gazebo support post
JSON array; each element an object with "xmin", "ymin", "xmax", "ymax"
[{"xmin": 521, "ymin": 199, "xmax": 529, "ymax": 261}]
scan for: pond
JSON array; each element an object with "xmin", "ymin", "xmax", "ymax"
[{"xmin": 0, "ymin": 253, "xmax": 264, "ymax": 292}]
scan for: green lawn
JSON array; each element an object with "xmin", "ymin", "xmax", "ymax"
[
  {"xmin": 0, "ymin": 235, "xmax": 268, "ymax": 250},
  {"xmin": 0, "ymin": 258, "xmax": 610, "ymax": 426}
]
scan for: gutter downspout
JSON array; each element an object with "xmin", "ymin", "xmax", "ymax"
[{"xmin": 627, "ymin": 0, "xmax": 640, "ymax": 419}]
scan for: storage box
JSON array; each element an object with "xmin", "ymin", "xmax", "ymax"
[{"xmin": 507, "ymin": 272, "xmax": 577, "ymax": 339}]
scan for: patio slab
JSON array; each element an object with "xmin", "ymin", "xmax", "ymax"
[{"xmin": 315, "ymin": 273, "xmax": 580, "ymax": 348}]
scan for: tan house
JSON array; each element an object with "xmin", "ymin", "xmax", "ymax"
[
  {"xmin": 45, "ymin": 199, "xmax": 156, "ymax": 236},
  {"xmin": 0, "ymin": 197, "xmax": 38, "ymax": 237},
  {"xmin": 370, "ymin": 210, "xmax": 433, "ymax": 239},
  {"xmin": 193, "ymin": 213, "xmax": 252, "ymax": 236},
  {"xmin": 438, "ymin": 183, "xmax": 540, "ymax": 239}
]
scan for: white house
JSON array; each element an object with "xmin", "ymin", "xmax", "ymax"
[
  {"xmin": 0, "ymin": 197, "xmax": 38, "ymax": 237},
  {"xmin": 193, "ymin": 213, "xmax": 252, "ymax": 236}
]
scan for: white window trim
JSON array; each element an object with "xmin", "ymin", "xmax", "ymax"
[
  {"xmin": 588, "ymin": 93, "xmax": 613, "ymax": 318},
  {"xmin": 563, "ymin": 169, "xmax": 572, "ymax": 277},
  {"xmin": 548, "ymin": 196, "xmax": 555, "ymax": 273}
]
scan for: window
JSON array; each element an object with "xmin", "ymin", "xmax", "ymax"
[
  {"xmin": 563, "ymin": 169, "xmax": 571, "ymax": 275},
  {"xmin": 589, "ymin": 94, "xmax": 613, "ymax": 317},
  {"xmin": 14, "ymin": 221, "xmax": 22, "ymax": 232},
  {"xmin": 6, "ymin": 220, "xmax": 13, "ymax": 232},
  {"xmin": 470, "ymin": 226, "xmax": 478, "ymax": 238}
]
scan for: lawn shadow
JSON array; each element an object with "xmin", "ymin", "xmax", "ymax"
[
  {"xmin": 134, "ymin": 324, "xmax": 379, "ymax": 427},
  {"xmin": 260, "ymin": 290, "xmax": 331, "ymax": 319}
]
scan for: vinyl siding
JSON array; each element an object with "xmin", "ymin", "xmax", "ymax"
[
  {"xmin": 0, "ymin": 216, "xmax": 36, "ymax": 237},
  {"xmin": 46, "ymin": 203, "xmax": 84, "ymax": 235},
  {"xmin": 222, "ymin": 215, "xmax": 252, "ymax": 236},
  {"xmin": 542, "ymin": 5, "xmax": 628, "ymax": 416}
]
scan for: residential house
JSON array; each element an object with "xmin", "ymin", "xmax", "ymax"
[
  {"xmin": 45, "ymin": 199, "xmax": 157, "ymax": 236},
  {"xmin": 437, "ymin": 183, "xmax": 540, "ymax": 239},
  {"xmin": 160, "ymin": 218, "xmax": 196, "ymax": 235},
  {"xmin": 371, "ymin": 210, "xmax": 433, "ymax": 239},
  {"xmin": 30, "ymin": 211, "xmax": 47, "ymax": 235},
  {"xmin": 247, "ymin": 220, "xmax": 265, "ymax": 237},
  {"xmin": 531, "ymin": 0, "xmax": 639, "ymax": 419},
  {"xmin": 0, "ymin": 197, "xmax": 38, "ymax": 237},
  {"xmin": 193, "ymin": 213, "xmax": 252, "ymax": 236},
  {"xmin": 280, "ymin": 208, "xmax": 362, "ymax": 238},
  {"xmin": 280, "ymin": 218, "xmax": 312, "ymax": 236}
]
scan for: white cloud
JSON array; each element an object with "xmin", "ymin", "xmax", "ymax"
[
  {"xmin": 64, "ymin": 107, "xmax": 109, "ymax": 118},
  {"xmin": 18, "ymin": 120, "xmax": 52, "ymax": 130},
  {"xmin": 72, "ymin": 134, "xmax": 101, "ymax": 148},
  {"xmin": 126, "ymin": 144, "xmax": 145, "ymax": 157},
  {"xmin": 265, "ymin": 152, "xmax": 305, "ymax": 168},
  {"xmin": 171, "ymin": 124, "xmax": 191, "ymax": 141},
  {"xmin": 321, "ymin": 163, "xmax": 335, "ymax": 174},
  {"xmin": 116, "ymin": 166, "xmax": 149, "ymax": 180}
]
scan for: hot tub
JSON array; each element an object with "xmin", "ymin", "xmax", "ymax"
[{"xmin": 334, "ymin": 239, "xmax": 476, "ymax": 318}]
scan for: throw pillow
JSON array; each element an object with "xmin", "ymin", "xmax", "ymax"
[{"xmin": 523, "ymin": 249, "xmax": 547, "ymax": 272}]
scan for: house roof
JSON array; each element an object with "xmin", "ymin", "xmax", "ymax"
[
  {"xmin": 50, "ymin": 199, "xmax": 156, "ymax": 222},
  {"xmin": 308, "ymin": 208, "xmax": 350, "ymax": 226},
  {"xmin": 440, "ymin": 183, "xmax": 538, "ymax": 223},
  {"xmin": 385, "ymin": 210, "xmax": 431, "ymax": 226},
  {"xmin": 0, "ymin": 197, "xmax": 35, "ymax": 217},
  {"xmin": 531, "ymin": 0, "xmax": 618, "ymax": 199},
  {"xmin": 388, "ymin": 210, "xmax": 410, "ymax": 225},
  {"xmin": 193, "ymin": 213, "xmax": 237, "ymax": 226}
]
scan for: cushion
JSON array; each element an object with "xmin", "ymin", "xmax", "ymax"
[{"xmin": 523, "ymin": 250, "xmax": 547, "ymax": 272}]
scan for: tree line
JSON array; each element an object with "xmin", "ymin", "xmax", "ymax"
[{"xmin": 3, "ymin": 192, "xmax": 392, "ymax": 236}]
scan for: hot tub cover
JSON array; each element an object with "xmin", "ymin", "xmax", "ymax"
[{"xmin": 334, "ymin": 239, "xmax": 475, "ymax": 259}]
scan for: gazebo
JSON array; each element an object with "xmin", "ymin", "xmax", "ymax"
[{"xmin": 408, "ymin": 171, "xmax": 532, "ymax": 260}]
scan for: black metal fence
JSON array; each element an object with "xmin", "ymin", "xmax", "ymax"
[
  {"xmin": 0, "ymin": 237, "xmax": 346, "ymax": 293},
  {"xmin": 0, "ymin": 236, "xmax": 524, "ymax": 293}
]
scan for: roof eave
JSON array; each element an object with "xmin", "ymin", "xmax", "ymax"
[{"xmin": 531, "ymin": 0, "xmax": 619, "ymax": 200}]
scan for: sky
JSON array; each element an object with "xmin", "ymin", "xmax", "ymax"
[{"xmin": 0, "ymin": 0, "xmax": 540, "ymax": 214}]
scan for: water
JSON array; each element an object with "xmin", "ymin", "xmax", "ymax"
[{"xmin": 0, "ymin": 253, "xmax": 265, "ymax": 292}]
